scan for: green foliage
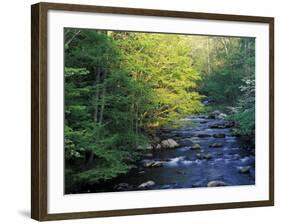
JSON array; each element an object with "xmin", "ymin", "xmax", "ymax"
[
  {"xmin": 64, "ymin": 28, "xmax": 255, "ymax": 193},
  {"xmin": 190, "ymin": 36, "xmax": 255, "ymax": 140},
  {"xmin": 231, "ymin": 108, "xmax": 255, "ymax": 137},
  {"xmin": 116, "ymin": 33, "xmax": 203, "ymax": 127}
]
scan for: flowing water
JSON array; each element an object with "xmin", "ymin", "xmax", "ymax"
[{"xmin": 84, "ymin": 115, "xmax": 255, "ymax": 193}]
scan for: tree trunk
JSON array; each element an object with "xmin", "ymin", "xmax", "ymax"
[
  {"xmin": 206, "ymin": 37, "xmax": 211, "ymax": 75},
  {"xmin": 94, "ymin": 67, "xmax": 101, "ymax": 123},
  {"xmin": 99, "ymin": 69, "xmax": 107, "ymax": 124},
  {"xmin": 221, "ymin": 38, "xmax": 229, "ymax": 56},
  {"xmin": 87, "ymin": 151, "xmax": 95, "ymax": 166}
]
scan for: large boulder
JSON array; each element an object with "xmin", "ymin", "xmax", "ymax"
[
  {"xmin": 138, "ymin": 180, "xmax": 156, "ymax": 189},
  {"xmin": 207, "ymin": 180, "xmax": 227, "ymax": 187},
  {"xmin": 161, "ymin": 139, "xmax": 179, "ymax": 149}
]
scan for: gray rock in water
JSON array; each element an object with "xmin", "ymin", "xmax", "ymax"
[
  {"xmin": 141, "ymin": 159, "xmax": 164, "ymax": 168},
  {"xmin": 209, "ymin": 124, "xmax": 227, "ymax": 129},
  {"xmin": 209, "ymin": 143, "xmax": 223, "ymax": 148},
  {"xmin": 191, "ymin": 143, "xmax": 201, "ymax": 150},
  {"xmin": 114, "ymin": 183, "xmax": 132, "ymax": 191},
  {"xmin": 224, "ymin": 121, "xmax": 235, "ymax": 128},
  {"xmin": 192, "ymin": 181, "xmax": 205, "ymax": 188},
  {"xmin": 153, "ymin": 136, "xmax": 161, "ymax": 144},
  {"xmin": 138, "ymin": 180, "xmax": 155, "ymax": 189},
  {"xmin": 238, "ymin": 166, "xmax": 251, "ymax": 174},
  {"xmin": 156, "ymin": 144, "xmax": 162, "ymax": 150},
  {"xmin": 144, "ymin": 153, "xmax": 153, "ymax": 157},
  {"xmin": 161, "ymin": 139, "xmax": 179, "ymax": 149},
  {"xmin": 196, "ymin": 133, "xmax": 211, "ymax": 138},
  {"xmin": 207, "ymin": 180, "xmax": 227, "ymax": 187},
  {"xmin": 151, "ymin": 161, "xmax": 164, "ymax": 168},
  {"xmin": 208, "ymin": 110, "xmax": 227, "ymax": 119},
  {"xmin": 141, "ymin": 160, "xmax": 155, "ymax": 168},
  {"xmin": 203, "ymin": 153, "xmax": 212, "ymax": 160},
  {"xmin": 196, "ymin": 153, "xmax": 212, "ymax": 160},
  {"xmin": 213, "ymin": 133, "xmax": 226, "ymax": 138},
  {"xmin": 137, "ymin": 144, "xmax": 153, "ymax": 150},
  {"xmin": 176, "ymin": 170, "xmax": 186, "ymax": 175}
]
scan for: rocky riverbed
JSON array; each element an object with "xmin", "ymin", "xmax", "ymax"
[{"xmin": 84, "ymin": 113, "xmax": 255, "ymax": 193}]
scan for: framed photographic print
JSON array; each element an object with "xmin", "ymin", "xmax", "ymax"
[{"xmin": 31, "ymin": 2, "xmax": 274, "ymax": 221}]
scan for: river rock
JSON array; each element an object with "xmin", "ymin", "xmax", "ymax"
[
  {"xmin": 203, "ymin": 153, "xmax": 212, "ymax": 160},
  {"xmin": 207, "ymin": 180, "xmax": 227, "ymax": 187},
  {"xmin": 161, "ymin": 139, "xmax": 179, "ymax": 149},
  {"xmin": 142, "ymin": 160, "xmax": 154, "ymax": 168},
  {"xmin": 137, "ymin": 144, "xmax": 153, "ymax": 150},
  {"xmin": 152, "ymin": 136, "xmax": 161, "ymax": 144},
  {"xmin": 209, "ymin": 143, "xmax": 223, "ymax": 148},
  {"xmin": 197, "ymin": 153, "xmax": 212, "ymax": 160},
  {"xmin": 176, "ymin": 170, "xmax": 186, "ymax": 175},
  {"xmin": 191, "ymin": 143, "xmax": 201, "ymax": 150},
  {"xmin": 208, "ymin": 110, "xmax": 227, "ymax": 119},
  {"xmin": 151, "ymin": 161, "xmax": 164, "ymax": 168},
  {"xmin": 138, "ymin": 180, "xmax": 155, "ymax": 189},
  {"xmin": 209, "ymin": 124, "xmax": 226, "ymax": 129},
  {"xmin": 144, "ymin": 153, "xmax": 153, "ymax": 157},
  {"xmin": 114, "ymin": 183, "xmax": 132, "ymax": 191},
  {"xmin": 238, "ymin": 166, "xmax": 251, "ymax": 174},
  {"xmin": 141, "ymin": 160, "xmax": 164, "ymax": 168},
  {"xmin": 155, "ymin": 144, "xmax": 162, "ymax": 149},
  {"xmin": 213, "ymin": 133, "xmax": 226, "ymax": 138},
  {"xmin": 196, "ymin": 133, "xmax": 211, "ymax": 138},
  {"xmin": 224, "ymin": 121, "xmax": 235, "ymax": 128},
  {"xmin": 192, "ymin": 180, "xmax": 204, "ymax": 187}
]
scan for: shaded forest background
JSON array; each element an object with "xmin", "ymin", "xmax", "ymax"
[{"xmin": 64, "ymin": 29, "xmax": 255, "ymax": 193}]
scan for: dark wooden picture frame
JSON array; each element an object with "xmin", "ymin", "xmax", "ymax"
[{"xmin": 31, "ymin": 2, "xmax": 274, "ymax": 221}]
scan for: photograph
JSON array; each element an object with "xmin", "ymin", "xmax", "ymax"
[{"xmin": 64, "ymin": 28, "xmax": 256, "ymax": 194}]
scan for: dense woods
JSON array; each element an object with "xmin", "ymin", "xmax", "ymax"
[{"xmin": 64, "ymin": 28, "xmax": 255, "ymax": 193}]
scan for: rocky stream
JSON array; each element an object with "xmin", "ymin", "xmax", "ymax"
[{"xmin": 84, "ymin": 112, "xmax": 255, "ymax": 192}]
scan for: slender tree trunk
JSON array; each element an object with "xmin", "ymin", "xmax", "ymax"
[
  {"xmin": 99, "ymin": 69, "xmax": 107, "ymax": 124},
  {"xmin": 207, "ymin": 37, "xmax": 211, "ymax": 75},
  {"xmin": 221, "ymin": 38, "xmax": 229, "ymax": 56},
  {"xmin": 65, "ymin": 29, "xmax": 81, "ymax": 47},
  {"xmin": 94, "ymin": 67, "xmax": 100, "ymax": 123},
  {"xmin": 135, "ymin": 102, "xmax": 139, "ymax": 145},
  {"xmin": 87, "ymin": 151, "xmax": 95, "ymax": 165}
]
